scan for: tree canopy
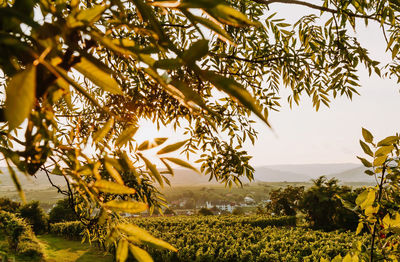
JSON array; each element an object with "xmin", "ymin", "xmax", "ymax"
[{"xmin": 2, "ymin": 0, "xmax": 400, "ymax": 260}]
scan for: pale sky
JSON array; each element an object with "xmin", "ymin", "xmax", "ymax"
[{"xmin": 136, "ymin": 5, "xmax": 400, "ymax": 166}]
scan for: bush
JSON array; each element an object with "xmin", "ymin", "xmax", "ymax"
[
  {"xmin": 198, "ymin": 208, "xmax": 213, "ymax": 216},
  {"xmin": 50, "ymin": 221, "xmax": 85, "ymax": 240},
  {"xmin": 299, "ymin": 176, "xmax": 359, "ymax": 231},
  {"xmin": 19, "ymin": 201, "xmax": 48, "ymax": 235},
  {"xmin": 0, "ymin": 211, "xmax": 44, "ymax": 259},
  {"xmin": 0, "ymin": 198, "xmax": 20, "ymax": 213},
  {"xmin": 49, "ymin": 198, "xmax": 77, "ymax": 223},
  {"xmin": 232, "ymin": 207, "xmax": 244, "ymax": 215}
]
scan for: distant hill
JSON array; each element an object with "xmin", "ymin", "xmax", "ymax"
[
  {"xmin": 0, "ymin": 168, "xmax": 66, "ymax": 191},
  {"xmin": 0, "ymin": 163, "xmax": 373, "ymax": 190},
  {"xmin": 326, "ymin": 166, "xmax": 375, "ymax": 183},
  {"xmin": 266, "ymin": 163, "xmax": 360, "ymax": 179},
  {"xmin": 252, "ymin": 166, "xmax": 312, "ymax": 182}
]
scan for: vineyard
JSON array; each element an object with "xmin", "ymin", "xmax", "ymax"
[{"xmin": 130, "ymin": 216, "xmax": 363, "ymax": 262}]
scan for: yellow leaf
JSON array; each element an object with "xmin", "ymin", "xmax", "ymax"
[
  {"xmin": 93, "ymin": 118, "xmax": 114, "ymax": 143},
  {"xmin": 343, "ymin": 254, "xmax": 352, "ymax": 262},
  {"xmin": 128, "ymin": 244, "xmax": 153, "ymax": 262},
  {"xmin": 138, "ymin": 138, "xmax": 168, "ymax": 151},
  {"xmin": 375, "ymin": 145, "xmax": 394, "ymax": 157},
  {"xmin": 356, "ymin": 222, "xmax": 363, "ymax": 235},
  {"xmin": 5, "ymin": 66, "xmax": 36, "ymax": 130},
  {"xmin": 377, "ymin": 136, "xmax": 398, "ymax": 147},
  {"xmin": 103, "ymin": 200, "xmax": 148, "ymax": 213},
  {"xmin": 74, "ymin": 57, "xmax": 123, "ymax": 95},
  {"xmin": 116, "ymin": 239, "xmax": 129, "ymax": 262},
  {"xmin": 161, "ymin": 157, "xmax": 199, "ymax": 173},
  {"xmin": 105, "ymin": 161, "xmax": 124, "ymax": 185},
  {"xmin": 138, "ymin": 154, "xmax": 163, "ymax": 186},
  {"xmin": 362, "ymin": 128, "xmax": 373, "ymax": 143},
  {"xmin": 373, "ymin": 156, "xmax": 386, "ymax": 167},
  {"xmin": 116, "ymin": 125, "xmax": 138, "ymax": 147},
  {"xmin": 118, "ymin": 224, "xmax": 177, "ymax": 252},
  {"xmin": 94, "ymin": 180, "xmax": 136, "ymax": 194},
  {"xmin": 157, "ymin": 140, "xmax": 188, "ymax": 155}
]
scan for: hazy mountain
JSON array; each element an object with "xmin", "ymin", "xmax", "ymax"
[
  {"xmin": 0, "ymin": 163, "xmax": 372, "ymax": 190},
  {"xmin": 327, "ymin": 166, "xmax": 376, "ymax": 183},
  {"xmin": 0, "ymin": 168, "xmax": 66, "ymax": 191},
  {"xmin": 253, "ymin": 167, "xmax": 312, "ymax": 182},
  {"xmin": 266, "ymin": 163, "xmax": 360, "ymax": 179}
]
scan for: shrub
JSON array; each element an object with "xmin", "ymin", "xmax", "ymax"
[
  {"xmin": 198, "ymin": 208, "xmax": 213, "ymax": 216},
  {"xmin": 299, "ymin": 176, "xmax": 359, "ymax": 231},
  {"xmin": 232, "ymin": 207, "xmax": 244, "ymax": 215},
  {"xmin": 0, "ymin": 211, "xmax": 44, "ymax": 259},
  {"xmin": 0, "ymin": 198, "xmax": 20, "ymax": 213},
  {"xmin": 49, "ymin": 198, "xmax": 77, "ymax": 223},
  {"xmin": 19, "ymin": 201, "xmax": 48, "ymax": 235}
]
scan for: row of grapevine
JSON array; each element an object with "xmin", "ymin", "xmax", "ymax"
[
  {"xmin": 131, "ymin": 216, "xmax": 361, "ymax": 262},
  {"xmin": 49, "ymin": 221, "xmax": 85, "ymax": 240}
]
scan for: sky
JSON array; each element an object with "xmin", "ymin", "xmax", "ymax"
[{"xmin": 136, "ymin": 4, "xmax": 400, "ymax": 167}]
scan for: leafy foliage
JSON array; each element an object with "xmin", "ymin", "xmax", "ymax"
[
  {"xmin": 0, "ymin": 198, "xmax": 21, "ymax": 213},
  {"xmin": 2, "ymin": 0, "xmax": 400, "ymax": 259},
  {"xmin": 266, "ymin": 185, "xmax": 304, "ymax": 216},
  {"xmin": 346, "ymin": 129, "xmax": 400, "ymax": 261},
  {"xmin": 299, "ymin": 176, "xmax": 359, "ymax": 231},
  {"xmin": 0, "ymin": 211, "xmax": 44, "ymax": 259},
  {"xmin": 198, "ymin": 208, "xmax": 213, "ymax": 216},
  {"xmin": 19, "ymin": 201, "xmax": 48, "ymax": 235},
  {"xmin": 49, "ymin": 198, "xmax": 77, "ymax": 223}
]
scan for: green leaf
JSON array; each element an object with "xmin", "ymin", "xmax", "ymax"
[
  {"xmin": 138, "ymin": 138, "xmax": 168, "ymax": 151},
  {"xmin": 359, "ymin": 140, "xmax": 373, "ymax": 157},
  {"xmin": 207, "ymin": 4, "xmax": 260, "ymax": 27},
  {"xmin": 162, "ymin": 157, "xmax": 199, "ymax": 173},
  {"xmin": 356, "ymin": 190, "xmax": 375, "ymax": 209},
  {"xmin": 74, "ymin": 58, "xmax": 123, "ymax": 95},
  {"xmin": 182, "ymin": 40, "xmax": 209, "ymax": 64},
  {"xmin": 190, "ymin": 15, "xmax": 234, "ymax": 44},
  {"xmin": 94, "ymin": 180, "xmax": 136, "ymax": 194},
  {"xmin": 6, "ymin": 160, "xmax": 25, "ymax": 203},
  {"xmin": 93, "ymin": 118, "xmax": 114, "ymax": 143},
  {"xmin": 377, "ymin": 136, "xmax": 399, "ymax": 147},
  {"xmin": 116, "ymin": 125, "xmax": 138, "ymax": 147},
  {"xmin": 357, "ymin": 156, "xmax": 372, "ymax": 167},
  {"xmin": 205, "ymin": 72, "xmax": 270, "ymax": 127},
  {"xmin": 118, "ymin": 224, "xmax": 177, "ymax": 252},
  {"xmin": 103, "ymin": 200, "xmax": 148, "ymax": 213},
  {"xmin": 128, "ymin": 244, "xmax": 153, "ymax": 262},
  {"xmin": 157, "ymin": 140, "xmax": 187, "ymax": 155},
  {"xmin": 116, "ymin": 239, "xmax": 129, "ymax": 262},
  {"xmin": 373, "ymin": 155, "xmax": 387, "ymax": 166},
  {"xmin": 76, "ymin": 5, "xmax": 106, "ymax": 24},
  {"xmin": 153, "ymin": 59, "xmax": 181, "ymax": 70},
  {"xmin": 138, "ymin": 153, "xmax": 163, "ymax": 186},
  {"xmin": 5, "ymin": 66, "xmax": 36, "ymax": 130},
  {"xmin": 364, "ymin": 170, "xmax": 375, "ymax": 176},
  {"xmin": 362, "ymin": 128, "xmax": 373, "ymax": 143}
]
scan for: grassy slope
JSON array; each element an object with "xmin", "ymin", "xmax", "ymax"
[
  {"xmin": 38, "ymin": 235, "xmax": 113, "ymax": 262},
  {"xmin": 0, "ymin": 234, "xmax": 112, "ymax": 262}
]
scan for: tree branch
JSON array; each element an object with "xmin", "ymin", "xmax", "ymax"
[{"xmin": 253, "ymin": 0, "xmax": 374, "ymax": 20}]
